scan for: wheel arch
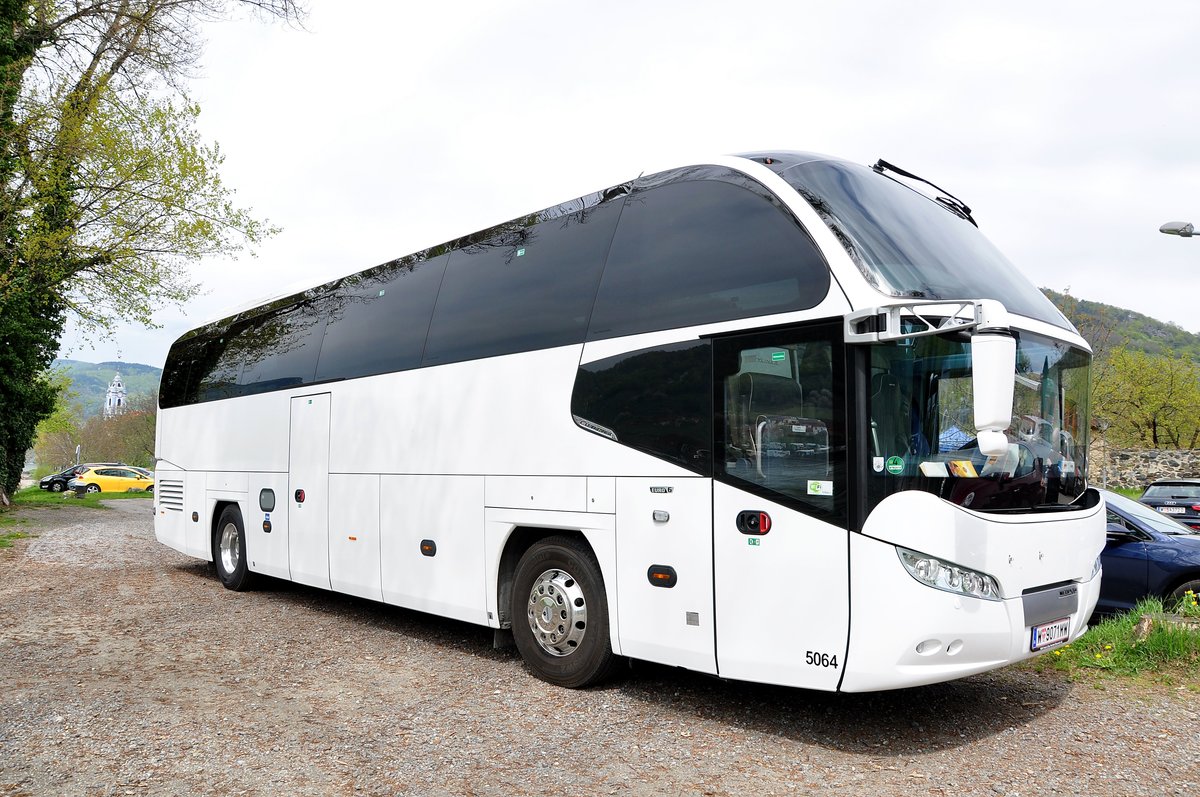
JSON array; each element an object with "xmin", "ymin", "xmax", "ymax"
[
  {"xmin": 209, "ymin": 499, "xmax": 243, "ymax": 550},
  {"xmin": 496, "ymin": 526, "xmax": 596, "ymax": 630},
  {"xmin": 1163, "ymin": 572, "xmax": 1200, "ymax": 603}
]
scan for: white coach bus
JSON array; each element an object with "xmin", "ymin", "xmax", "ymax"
[{"xmin": 154, "ymin": 151, "xmax": 1103, "ymax": 692}]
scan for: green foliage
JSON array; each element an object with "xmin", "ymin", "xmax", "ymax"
[
  {"xmin": 1028, "ymin": 599, "xmax": 1200, "ymax": 684},
  {"xmin": 1048, "ymin": 289, "xmax": 1200, "ymax": 450},
  {"xmin": 72, "ymin": 391, "xmax": 157, "ymax": 468},
  {"xmin": 1092, "ymin": 347, "xmax": 1200, "ymax": 449},
  {"xmin": 0, "ymin": 1, "xmax": 300, "ymax": 492},
  {"xmin": 0, "ymin": 287, "xmax": 63, "ymax": 495}
]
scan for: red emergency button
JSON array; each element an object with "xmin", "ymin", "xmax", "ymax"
[{"xmin": 294, "ymin": 489, "xmax": 305, "ymax": 504}]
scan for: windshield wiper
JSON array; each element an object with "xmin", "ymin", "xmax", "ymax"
[{"xmin": 872, "ymin": 159, "xmax": 978, "ymax": 227}]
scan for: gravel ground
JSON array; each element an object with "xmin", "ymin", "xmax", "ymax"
[{"xmin": 1, "ymin": 500, "xmax": 1198, "ymax": 797}]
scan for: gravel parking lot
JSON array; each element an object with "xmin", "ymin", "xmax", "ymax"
[{"xmin": 1, "ymin": 500, "xmax": 1198, "ymax": 796}]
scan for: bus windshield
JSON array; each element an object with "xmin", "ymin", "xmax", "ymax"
[
  {"xmin": 781, "ymin": 159, "xmax": 1071, "ymax": 330},
  {"xmin": 865, "ymin": 329, "xmax": 1091, "ymax": 514}
]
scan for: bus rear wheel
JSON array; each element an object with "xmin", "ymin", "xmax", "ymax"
[
  {"xmin": 213, "ymin": 505, "xmax": 254, "ymax": 592},
  {"xmin": 511, "ymin": 535, "xmax": 616, "ymax": 688}
]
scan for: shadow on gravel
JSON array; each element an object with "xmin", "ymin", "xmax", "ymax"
[
  {"xmin": 173, "ymin": 560, "xmax": 1067, "ymax": 756},
  {"xmin": 617, "ymin": 660, "xmax": 1068, "ymax": 755}
]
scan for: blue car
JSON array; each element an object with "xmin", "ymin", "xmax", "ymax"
[{"xmin": 1098, "ymin": 489, "xmax": 1200, "ymax": 617}]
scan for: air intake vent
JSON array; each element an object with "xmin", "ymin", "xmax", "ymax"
[{"xmin": 158, "ymin": 479, "xmax": 184, "ymax": 511}]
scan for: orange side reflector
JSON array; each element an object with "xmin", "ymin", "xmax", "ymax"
[{"xmin": 646, "ymin": 565, "xmax": 678, "ymax": 588}]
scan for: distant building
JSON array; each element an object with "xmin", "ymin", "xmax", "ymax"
[{"xmin": 104, "ymin": 372, "xmax": 128, "ymax": 418}]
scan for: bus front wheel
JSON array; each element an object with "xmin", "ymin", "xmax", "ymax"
[
  {"xmin": 511, "ymin": 535, "xmax": 616, "ymax": 688},
  {"xmin": 213, "ymin": 505, "xmax": 254, "ymax": 592}
]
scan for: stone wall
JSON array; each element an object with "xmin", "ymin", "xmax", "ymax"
[{"xmin": 1089, "ymin": 443, "xmax": 1200, "ymax": 491}]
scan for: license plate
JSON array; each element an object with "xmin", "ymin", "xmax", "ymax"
[
  {"xmin": 1158, "ymin": 506, "xmax": 1185, "ymax": 514},
  {"xmin": 1031, "ymin": 617, "xmax": 1071, "ymax": 652}
]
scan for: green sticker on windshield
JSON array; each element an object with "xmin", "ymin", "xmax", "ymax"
[
  {"xmin": 771, "ymin": 351, "xmax": 786, "ymax": 361},
  {"xmin": 885, "ymin": 456, "xmax": 904, "ymax": 475}
]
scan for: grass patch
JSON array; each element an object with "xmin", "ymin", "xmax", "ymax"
[
  {"xmin": 1108, "ymin": 486, "xmax": 1144, "ymax": 500},
  {"xmin": 1026, "ymin": 598, "xmax": 1200, "ymax": 685},
  {"xmin": 9, "ymin": 485, "xmax": 153, "ymax": 509},
  {"xmin": 0, "ymin": 530, "xmax": 31, "ymax": 548}
]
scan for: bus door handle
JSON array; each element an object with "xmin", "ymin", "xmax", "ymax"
[{"xmin": 736, "ymin": 511, "xmax": 771, "ymax": 535}]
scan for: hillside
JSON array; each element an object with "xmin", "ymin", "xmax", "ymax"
[
  {"xmin": 51, "ymin": 360, "xmax": 162, "ymax": 418},
  {"xmin": 1044, "ymin": 289, "xmax": 1200, "ymax": 361}
]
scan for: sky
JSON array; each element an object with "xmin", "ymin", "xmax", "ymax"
[{"xmin": 61, "ymin": 0, "xmax": 1200, "ymax": 367}]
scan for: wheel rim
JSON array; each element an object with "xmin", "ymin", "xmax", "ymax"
[
  {"xmin": 85, "ymin": 485, "xmax": 99, "ymax": 493},
  {"xmin": 525, "ymin": 568, "xmax": 587, "ymax": 657},
  {"xmin": 51, "ymin": 482, "xmax": 63, "ymax": 492},
  {"xmin": 219, "ymin": 522, "xmax": 240, "ymax": 575}
]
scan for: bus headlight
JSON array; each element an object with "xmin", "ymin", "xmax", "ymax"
[{"xmin": 897, "ymin": 547, "xmax": 1001, "ymax": 601}]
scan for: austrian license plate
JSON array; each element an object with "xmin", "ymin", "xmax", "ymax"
[
  {"xmin": 1158, "ymin": 506, "xmax": 1185, "ymax": 514},
  {"xmin": 1031, "ymin": 617, "xmax": 1071, "ymax": 652}
]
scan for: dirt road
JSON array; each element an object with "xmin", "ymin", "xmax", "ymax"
[{"xmin": 1, "ymin": 501, "xmax": 1197, "ymax": 796}]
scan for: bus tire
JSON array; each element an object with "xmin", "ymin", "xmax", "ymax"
[
  {"xmin": 511, "ymin": 535, "xmax": 616, "ymax": 688},
  {"xmin": 213, "ymin": 504, "xmax": 254, "ymax": 592}
]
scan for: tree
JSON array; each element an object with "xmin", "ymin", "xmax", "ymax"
[
  {"xmin": 31, "ymin": 370, "xmax": 83, "ymax": 470},
  {"xmin": 0, "ymin": 0, "xmax": 303, "ymax": 499},
  {"xmin": 74, "ymin": 390, "xmax": 157, "ymax": 466},
  {"xmin": 1092, "ymin": 347, "xmax": 1200, "ymax": 449}
]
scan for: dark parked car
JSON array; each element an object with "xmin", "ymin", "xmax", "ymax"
[
  {"xmin": 38, "ymin": 465, "xmax": 88, "ymax": 492},
  {"xmin": 1138, "ymin": 478, "xmax": 1200, "ymax": 530},
  {"xmin": 1097, "ymin": 489, "xmax": 1200, "ymax": 617},
  {"xmin": 38, "ymin": 462, "xmax": 123, "ymax": 492}
]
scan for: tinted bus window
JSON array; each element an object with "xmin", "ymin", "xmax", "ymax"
[
  {"xmin": 314, "ymin": 252, "xmax": 450, "ymax": 382},
  {"xmin": 587, "ymin": 168, "xmax": 829, "ymax": 340},
  {"xmin": 423, "ymin": 197, "xmax": 623, "ymax": 366},
  {"xmin": 160, "ymin": 333, "xmax": 209, "ymax": 408},
  {"xmin": 237, "ymin": 295, "xmax": 328, "ymax": 396},
  {"xmin": 194, "ymin": 330, "xmax": 242, "ymax": 402},
  {"xmin": 571, "ymin": 340, "xmax": 712, "ymax": 474}
]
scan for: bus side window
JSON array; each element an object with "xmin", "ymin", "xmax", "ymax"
[
  {"xmin": 571, "ymin": 340, "xmax": 712, "ymax": 475},
  {"xmin": 587, "ymin": 167, "xmax": 830, "ymax": 341},
  {"xmin": 314, "ymin": 251, "xmax": 450, "ymax": 382},
  {"xmin": 423, "ymin": 196, "xmax": 623, "ymax": 367}
]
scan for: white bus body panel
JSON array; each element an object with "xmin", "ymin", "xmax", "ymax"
[
  {"xmin": 712, "ymin": 481, "xmax": 848, "ymax": 690},
  {"xmin": 329, "ymin": 473, "xmax": 382, "ymax": 601},
  {"xmin": 327, "ymin": 346, "xmax": 693, "ymax": 479},
  {"xmin": 152, "ymin": 468, "xmax": 187, "ymax": 553},
  {"xmin": 289, "ymin": 393, "xmax": 331, "ymax": 590},
  {"xmin": 381, "ymin": 474, "xmax": 487, "ymax": 625},
  {"xmin": 614, "ymin": 477, "xmax": 716, "ymax": 674},
  {"xmin": 247, "ymin": 472, "xmax": 290, "ymax": 580},
  {"xmin": 841, "ymin": 491, "xmax": 1104, "ymax": 691},
  {"xmin": 185, "ymin": 470, "xmax": 208, "ymax": 559}
]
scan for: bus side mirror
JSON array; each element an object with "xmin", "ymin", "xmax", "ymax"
[{"xmin": 972, "ymin": 332, "xmax": 1016, "ymax": 457}]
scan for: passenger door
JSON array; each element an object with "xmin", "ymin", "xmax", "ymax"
[
  {"xmin": 712, "ymin": 324, "xmax": 850, "ymax": 690},
  {"xmin": 289, "ymin": 393, "xmax": 331, "ymax": 589}
]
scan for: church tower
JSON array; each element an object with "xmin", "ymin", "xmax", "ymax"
[{"xmin": 104, "ymin": 372, "xmax": 128, "ymax": 418}]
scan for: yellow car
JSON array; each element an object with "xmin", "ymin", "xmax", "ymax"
[{"xmin": 68, "ymin": 466, "xmax": 155, "ymax": 494}]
